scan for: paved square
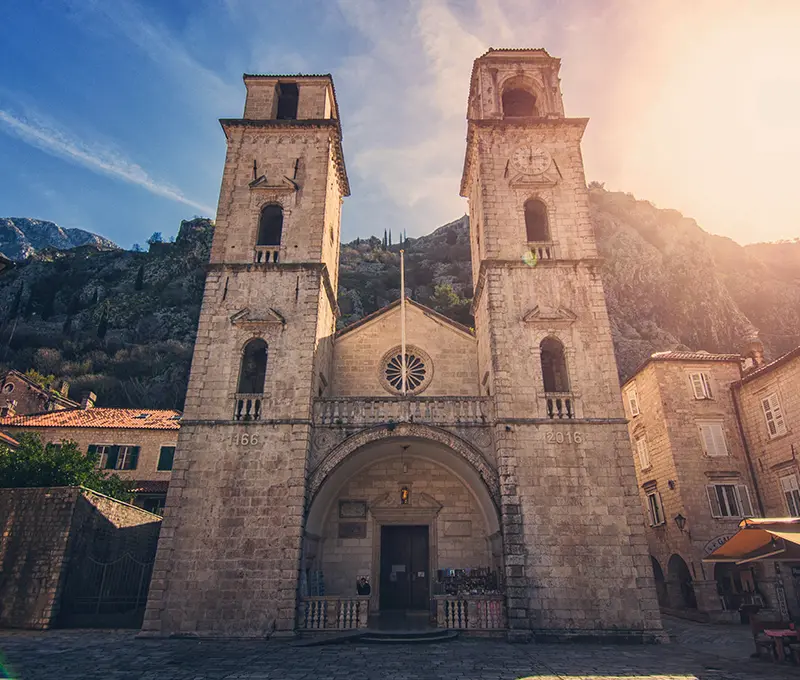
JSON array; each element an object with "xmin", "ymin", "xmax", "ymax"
[{"xmin": 0, "ymin": 618, "xmax": 796, "ymax": 680}]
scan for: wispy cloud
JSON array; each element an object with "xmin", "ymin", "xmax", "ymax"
[{"xmin": 0, "ymin": 109, "xmax": 215, "ymax": 214}]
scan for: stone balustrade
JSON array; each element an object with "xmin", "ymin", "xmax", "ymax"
[
  {"xmin": 253, "ymin": 245, "xmax": 280, "ymax": 263},
  {"xmin": 313, "ymin": 397, "xmax": 492, "ymax": 427},
  {"xmin": 543, "ymin": 392, "xmax": 576, "ymax": 419},
  {"xmin": 434, "ymin": 595, "xmax": 505, "ymax": 630},
  {"xmin": 233, "ymin": 394, "xmax": 263, "ymax": 421},
  {"xmin": 298, "ymin": 596, "xmax": 370, "ymax": 630},
  {"xmin": 527, "ymin": 241, "xmax": 557, "ymax": 261}
]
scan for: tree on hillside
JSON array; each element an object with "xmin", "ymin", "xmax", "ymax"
[
  {"xmin": 97, "ymin": 307, "xmax": 109, "ymax": 340},
  {"xmin": 134, "ymin": 264, "xmax": 145, "ymax": 291},
  {"xmin": 147, "ymin": 232, "xmax": 163, "ymax": 246},
  {"xmin": 0, "ymin": 433, "xmax": 133, "ymax": 502}
]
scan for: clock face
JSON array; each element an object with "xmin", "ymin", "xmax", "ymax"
[{"xmin": 510, "ymin": 146, "xmax": 551, "ymax": 175}]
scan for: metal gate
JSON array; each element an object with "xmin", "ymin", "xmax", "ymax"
[{"xmin": 58, "ymin": 553, "xmax": 155, "ymax": 628}]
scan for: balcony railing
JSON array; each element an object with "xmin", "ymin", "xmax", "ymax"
[
  {"xmin": 527, "ymin": 241, "xmax": 556, "ymax": 261},
  {"xmin": 234, "ymin": 394, "xmax": 262, "ymax": 421},
  {"xmin": 254, "ymin": 246, "xmax": 279, "ymax": 263},
  {"xmin": 298, "ymin": 596, "xmax": 370, "ymax": 630},
  {"xmin": 543, "ymin": 392, "xmax": 575, "ymax": 419},
  {"xmin": 313, "ymin": 397, "xmax": 492, "ymax": 427},
  {"xmin": 434, "ymin": 595, "xmax": 505, "ymax": 630}
]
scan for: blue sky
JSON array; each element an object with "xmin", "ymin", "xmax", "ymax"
[{"xmin": 1, "ymin": 0, "xmax": 799, "ymax": 248}]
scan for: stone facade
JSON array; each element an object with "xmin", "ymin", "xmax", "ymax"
[
  {"xmin": 0, "ymin": 369, "xmax": 79, "ymax": 415},
  {"xmin": 0, "ymin": 487, "xmax": 161, "ymax": 629},
  {"xmin": 143, "ymin": 51, "xmax": 664, "ymax": 641},
  {"xmin": 622, "ymin": 347, "xmax": 800, "ymax": 622},
  {"xmin": 621, "ymin": 352, "xmax": 772, "ymax": 622},
  {"xmin": 734, "ymin": 346, "xmax": 800, "ymax": 617}
]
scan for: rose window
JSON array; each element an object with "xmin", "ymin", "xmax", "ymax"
[{"xmin": 380, "ymin": 346, "xmax": 433, "ymax": 395}]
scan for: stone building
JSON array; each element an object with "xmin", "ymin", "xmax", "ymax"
[
  {"xmin": 622, "ymin": 347, "xmax": 800, "ymax": 622},
  {"xmin": 0, "ymin": 407, "xmax": 180, "ymax": 514},
  {"xmin": 733, "ymin": 344, "xmax": 800, "ymax": 616},
  {"xmin": 142, "ymin": 49, "xmax": 664, "ymax": 640},
  {"xmin": 1, "ymin": 369, "xmax": 81, "ymax": 415}
]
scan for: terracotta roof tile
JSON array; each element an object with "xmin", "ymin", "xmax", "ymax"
[
  {"xmin": 0, "ymin": 408, "xmax": 181, "ymax": 430},
  {"xmin": 132, "ymin": 480, "xmax": 169, "ymax": 494},
  {"xmin": 650, "ymin": 351, "xmax": 742, "ymax": 362}
]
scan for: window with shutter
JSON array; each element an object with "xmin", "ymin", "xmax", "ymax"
[
  {"xmin": 627, "ymin": 387, "xmax": 640, "ymax": 417},
  {"xmin": 104, "ymin": 445, "xmax": 120, "ymax": 470},
  {"xmin": 646, "ymin": 491, "xmax": 664, "ymax": 526},
  {"xmin": 706, "ymin": 485, "xmax": 723, "ymax": 517},
  {"xmin": 736, "ymin": 485, "xmax": 754, "ymax": 517},
  {"xmin": 697, "ymin": 421, "xmax": 728, "ymax": 456},
  {"xmin": 762, "ymin": 393, "xmax": 787, "ymax": 438},
  {"xmin": 158, "ymin": 446, "xmax": 175, "ymax": 471},
  {"xmin": 689, "ymin": 372, "xmax": 712, "ymax": 399},
  {"xmin": 636, "ymin": 436, "xmax": 651, "ymax": 469},
  {"xmin": 780, "ymin": 475, "xmax": 800, "ymax": 516}
]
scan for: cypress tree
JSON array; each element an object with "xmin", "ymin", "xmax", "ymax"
[
  {"xmin": 134, "ymin": 264, "xmax": 144, "ymax": 291},
  {"xmin": 62, "ymin": 316, "xmax": 73, "ymax": 336},
  {"xmin": 97, "ymin": 308, "xmax": 108, "ymax": 340},
  {"xmin": 9, "ymin": 284, "xmax": 23, "ymax": 319}
]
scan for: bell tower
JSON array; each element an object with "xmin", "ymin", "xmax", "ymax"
[
  {"xmin": 142, "ymin": 74, "xmax": 348, "ymax": 637},
  {"xmin": 462, "ymin": 49, "xmax": 664, "ymax": 639}
]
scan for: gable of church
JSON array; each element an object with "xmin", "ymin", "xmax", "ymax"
[{"xmin": 331, "ymin": 300, "xmax": 479, "ymax": 397}]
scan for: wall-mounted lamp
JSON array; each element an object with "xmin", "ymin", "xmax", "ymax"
[
  {"xmin": 674, "ymin": 514, "xmax": 687, "ymax": 533},
  {"xmin": 667, "ymin": 480, "xmax": 676, "ymax": 490}
]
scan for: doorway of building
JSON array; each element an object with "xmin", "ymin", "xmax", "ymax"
[{"xmin": 379, "ymin": 525, "xmax": 429, "ymax": 611}]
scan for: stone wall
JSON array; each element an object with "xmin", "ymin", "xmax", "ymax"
[
  {"xmin": 332, "ymin": 302, "xmax": 479, "ymax": 397},
  {"xmin": 318, "ymin": 457, "xmax": 491, "ymax": 599},
  {"xmin": 0, "ymin": 487, "xmax": 161, "ymax": 630}
]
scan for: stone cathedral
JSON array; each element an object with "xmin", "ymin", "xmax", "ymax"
[{"xmin": 142, "ymin": 49, "xmax": 664, "ymax": 641}]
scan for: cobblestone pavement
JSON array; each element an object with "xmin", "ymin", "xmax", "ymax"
[{"xmin": 0, "ymin": 618, "xmax": 796, "ymax": 680}]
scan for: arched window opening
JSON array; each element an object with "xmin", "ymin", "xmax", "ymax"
[
  {"xmin": 237, "ymin": 339, "xmax": 268, "ymax": 394},
  {"xmin": 276, "ymin": 82, "xmax": 299, "ymax": 120},
  {"xmin": 525, "ymin": 199, "xmax": 549, "ymax": 242},
  {"xmin": 257, "ymin": 205, "xmax": 283, "ymax": 246},
  {"xmin": 540, "ymin": 337, "xmax": 569, "ymax": 393},
  {"xmin": 502, "ymin": 88, "xmax": 537, "ymax": 118}
]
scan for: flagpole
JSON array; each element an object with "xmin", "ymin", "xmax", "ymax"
[{"xmin": 400, "ymin": 249, "xmax": 407, "ymax": 396}]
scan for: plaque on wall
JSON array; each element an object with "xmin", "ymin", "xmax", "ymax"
[
  {"xmin": 338, "ymin": 522, "xmax": 367, "ymax": 539},
  {"xmin": 339, "ymin": 500, "xmax": 367, "ymax": 519}
]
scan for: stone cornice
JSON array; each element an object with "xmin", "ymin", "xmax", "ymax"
[{"xmin": 469, "ymin": 258, "xmax": 602, "ymax": 316}]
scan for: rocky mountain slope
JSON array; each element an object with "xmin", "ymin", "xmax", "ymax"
[
  {"xmin": 0, "ymin": 218, "xmax": 119, "ymax": 261},
  {"xmin": 0, "ymin": 189, "xmax": 797, "ymax": 409}
]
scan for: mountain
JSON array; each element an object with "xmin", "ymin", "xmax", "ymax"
[
  {"xmin": 0, "ymin": 189, "xmax": 797, "ymax": 409},
  {"xmin": 0, "ymin": 218, "xmax": 119, "ymax": 261}
]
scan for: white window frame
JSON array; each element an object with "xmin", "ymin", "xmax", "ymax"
[
  {"xmin": 761, "ymin": 392, "xmax": 787, "ymax": 439},
  {"xmin": 116, "ymin": 445, "xmax": 137, "ymax": 471},
  {"xmin": 706, "ymin": 483, "xmax": 755, "ymax": 518},
  {"xmin": 646, "ymin": 490, "xmax": 665, "ymax": 527},
  {"xmin": 689, "ymin": 372, "xmax": 713, "ymax": 400},
  {"xmin": 635, "ymin": 434, "xmax": 651, "ymax": 470},
  {"xmin": 780, "ymin": 474, "xmax": 800, "ymax": 516},
  {"xmin": 94, "ymin": 444, "xmax": 112, "ymax": 469},
  {"xmin": 697, "ymin": 420, "xmax": 729, "ymax": 457},
  {"xmin": 626, "ymin": 386, "xmax": 640, "ymax": 417}
]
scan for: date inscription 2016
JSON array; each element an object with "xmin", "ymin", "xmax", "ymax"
[
  {"xmin": 545, "ymin": 431, "xmax": 582, "ymax": 444},
  {"xmin": 231, "ymin": 433, "xmax": 260, "ymax": 446}
]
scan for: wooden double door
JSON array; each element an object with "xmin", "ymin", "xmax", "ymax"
[{"xmin": 379, "ymin": 525, "xmax": 429, "ymax": 611}]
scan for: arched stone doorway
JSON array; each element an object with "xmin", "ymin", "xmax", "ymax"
[
  {"xmin": 650, "ymin": 556, "xmax": 668, "ymax": 608},
  {"xmin": 303, "ymin": 426, "xmax": 502, "ymax": 627},
  {"xmin": 667, "ymin": 554, "xmax": 697, "ymax": 610}
]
